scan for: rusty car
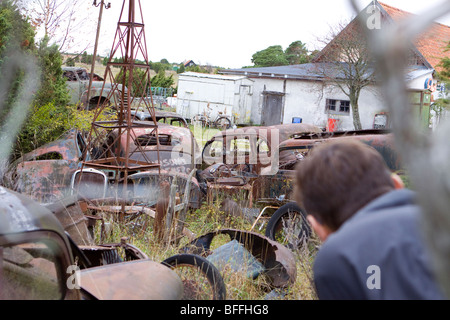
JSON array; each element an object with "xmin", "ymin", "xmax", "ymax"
[
  {"xmin": 256, "ymin": 129, "xmax": 403, "ymax": 248},
  {"xmin": 0, "ymin": 186, "xmax": 226, "ymax": 300},
  {"xmin": 199, "ymin": 123, "xmax": 322, "ymax": 178},
  {"xmin": 13, "ymin": 130, "xmax": 106, "ymax": 203},
  {"xmin": 98, "ymin": 122, "xmax": 201, "ymax": 177},
  {"xmin": 12, "ymin": 109, "xmax": 201, "ymax": 203},
  {"xmin": 195, "ymin": 123, "xmax": 322, "ymax": 212},
  {"xmin": 129, "ymin": 109, "xmax": 189, "ymax": 128}
]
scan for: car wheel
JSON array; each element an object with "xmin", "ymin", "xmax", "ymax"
[
  {"xmin": 265, "ymin": 202, "xmax": 311, "ymax": 249},
  {"xmin": 162, "ymin": 253, "xmax": 226, "ymax": 300}
]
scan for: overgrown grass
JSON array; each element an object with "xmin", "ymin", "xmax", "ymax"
[{"xmin": 90, "ymin": 191, "xmax": 319, "ymax": 300}]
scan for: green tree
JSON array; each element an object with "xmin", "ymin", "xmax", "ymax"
[
  {"xmin": 116, "ymin": 67, "xmax": 150, "ymax": 97},
  {"xmin": 151, "ymin": 69, "xmax": 174, "ymax": 88},
  {"xmin": 33, "ymin": 36, "xmax": 69, "ymax": 107},
  {"xmin": 17, "ymin": 101, "xmax": 70, "ymax": 153},
  {"xmin": 80, "ymin": 51, "xmax": 93, "ymax": 64},
  {"xmin": 102, "ymin": 55, "xmax": 109, "ymax": 66},
  {"xmin": 285, "ymin": 40, "xmax": 310, "ymax": 65},
  {"xmin": 186, "ymin": 65, "xmax": 209, "ymax": 73},
  {"xmin": 152, "ymin": 62, "xmax": 169, "ymax": 73},
  {"xmin": 0, "ymin": 0, "xmax": 36, "ymax": 113},
  {"xmin": 438, "ymin": 42, "xmax": 450, "ymax": 81},
  {"xmin": 0, "ymin": 1, "xmax": 79, "ymax": 158},
  {"xmin": 177, "ymin": 63, "xmax": 185, "ymax": 74},
  {"xmin": 251, "ymin": 45, "xmax": 288, "ymax": 67},
  {"xmin": 0, "ymin": 0, "xmax": 37, "ymax": 159},
  {"xmin": 16, "ymin": 36, "xmax": 70, "ymax": 156},
  {"xmin": 65, "ymin": 58, "xmax": 75, "ymax": 66},
  {"xmin": 433, "ymin": 41, "xmax": 450, "ymax": 125}
]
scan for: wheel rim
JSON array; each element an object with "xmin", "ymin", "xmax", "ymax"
[
  {"xmin": 273, "ymin": 210, "xmax": 310, "ymax": 249},
  {"xmin": 216, "ymin": 118, "xmax": 230, "ymax": 130},
  {"xmin": 168, "ymin": 263, "xmax": 217, "ymax": 300}
]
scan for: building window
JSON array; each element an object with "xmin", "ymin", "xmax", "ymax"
[
  {"xmin": 326, "ymin": 99, "xmax": 337, "ymax": 112},
  {"xmin": 340, "ymin": 100, "xmax": 350, "ymax": 113},
  {"xmin": 326, "ymin": 99, "xmax": 350, "ymax": 115}
]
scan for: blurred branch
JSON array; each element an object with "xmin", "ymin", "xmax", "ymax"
[
  {"xmin": 350, "ymin": 0, "xmax": 450, "ymax": 298},
  {"xmin": 0, "ymin": 51, "xmax": 40, "ymax": 159}
]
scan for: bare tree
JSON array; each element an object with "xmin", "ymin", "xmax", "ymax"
[
  {"xmin": 16, "ymin": 0, "xmax": 94, "ymax": 53},
  {"xmin": 313, "ymin": 19, "xmax": 377, "ymax": 130}
]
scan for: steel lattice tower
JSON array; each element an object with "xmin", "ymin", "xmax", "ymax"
[{"xmin": 81, "ymin": 0, "xmax": 160, "ymax": 200}]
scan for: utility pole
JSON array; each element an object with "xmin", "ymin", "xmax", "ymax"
[{"xmin": 87, "ymin": 0, "xmax": 111, "ymax": 108}]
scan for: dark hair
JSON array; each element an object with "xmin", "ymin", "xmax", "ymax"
[{"xmin": 294, "ymin": 139, "xmax": 395, "ymax": 231}]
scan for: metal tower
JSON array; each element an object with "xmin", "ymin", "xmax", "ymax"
[{"xmin": 81, "ymin": 0, "xmax": 160, "ymax": 201}]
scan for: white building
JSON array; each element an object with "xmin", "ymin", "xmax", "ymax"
[
  {"xmin": 176, "ymin": 72, "xmax": 254, "ymax": 125},
  {"xmin": 220, "ymin": 64, "xmax": 434, "ymax": 131}
]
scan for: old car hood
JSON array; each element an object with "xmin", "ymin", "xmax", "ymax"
[{"xmin": 79, "ymin": 259, "xmax": 184, "ymax": 300}]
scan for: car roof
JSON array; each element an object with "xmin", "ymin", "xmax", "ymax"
[
  {"xmin": 0, "ymin": 187, "xmax": 67, "ymax": 237},
  {"xmin": 209, "ymin": 123, "xmax": 322, "ymax": 143}
]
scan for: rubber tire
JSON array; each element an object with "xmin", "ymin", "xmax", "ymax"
[
  {"xmin": 214, "ymin": 117, "xmax": 231, "ymax": 130},
  {"xmin": 265, "ymin": 202, "xmax": 312, "ymax": 247},
  {"xmin": 162, "ymin": 253, "xmax": 227, "ymax": 300}
]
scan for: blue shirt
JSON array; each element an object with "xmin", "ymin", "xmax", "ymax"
[{"xmin": 313, "ymin": 189, "xmax": 445, "ymax": 300}]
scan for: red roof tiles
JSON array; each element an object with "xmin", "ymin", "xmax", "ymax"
[{"xmin": 380, "ymin": 2, "xmax": 450, "ymax": 71}]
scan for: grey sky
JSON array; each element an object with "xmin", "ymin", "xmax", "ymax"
[{"xmin": 87, "ymin": 0, "xmax": 450, "ymax": 68}]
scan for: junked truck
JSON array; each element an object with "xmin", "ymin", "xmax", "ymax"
[{"xmin": 62, "ymin": 67, "xmax": 126, "ymax": 109}]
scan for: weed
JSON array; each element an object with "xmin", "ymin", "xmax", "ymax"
[{"xmin": 88, "ymin": 198, "xmax": 319, "ymax": 300}]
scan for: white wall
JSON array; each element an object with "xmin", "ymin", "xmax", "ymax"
[
  {"xmin": 248, "ymin": 77, "xmax": 386, "ymax": 130},
  {"xmin": 248, "ymin": 78, "xmax": 285, "ymax": 125},
  {"xmin": 301, "ymin": 84, "xmax": 386, "ymax": 130}
]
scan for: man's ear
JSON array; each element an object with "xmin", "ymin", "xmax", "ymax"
[
  {"xmin": 391, "ymin": 173, "xmax": 405, "ymax": 189},
  {"xmin": 307, "ymin": 215, "xmax": 332, "ymax": 242}
]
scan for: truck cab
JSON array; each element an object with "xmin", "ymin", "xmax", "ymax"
[{"xmin": 62, "ymin": 66, "xmax": 125, "ymax": 109}]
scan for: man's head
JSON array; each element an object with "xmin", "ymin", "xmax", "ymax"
[{"xmin": 294, "ymin": 139, "xmax": 403, "ymax": 241}]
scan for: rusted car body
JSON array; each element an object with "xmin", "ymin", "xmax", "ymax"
[
  {"xmin": 13, "ymin": 110, "xmax": 200, "ymax": 202},
  {"xmin": 200, "ymin": 123, "xmax": 322, "ymax": 177},
  {"xmin": 253, "ymin": 129, "xmax": 402, "ymax": 202},
  {"xmin": 0, "ymin": 186, "xmax": 184, "ymax": 300},
  {"xmin": 183, "ymin": 229, "xmax": 297, "ymax": 288},
  {"xmin": 103, "ymin": 122, "xmax": 201, "ymax": 176},
  {"xmin": 129, "ymin": 169, "xmax": 202, "ymax": 209},
  {"xmin": 78, "ymin": 260, "xmax": 183, "ymax": 299},
  {"xmin": 13, "ymin": 130, "xmax": 105, "ymax": 203},
  {"xmin": 196, "ymin": 123, "xmax": 322, "ymax": 208},
  {"xmin": 129, "ymin": 109, "xmax": 189, "ymax": 128}
]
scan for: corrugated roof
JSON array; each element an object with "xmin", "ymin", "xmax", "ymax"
[
  {"xmin": 220, "ymin": 63, "xmax": 328, "ymax": 80},
  {"xmin": 221, "ymin": 62, "xmax": 377, "ymax": 80},
  {"xmin": 219, "ymin": 63, "xmax": 432, "ymax": 82},
  {"xmin": 179, "ymin": 71, "xmax": 250, "ymax": 81}
]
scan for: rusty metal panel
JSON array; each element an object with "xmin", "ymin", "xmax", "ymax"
[
  {"xmin": 15, "ymin": 160, "xmax": 75, "ymax": 202},
  {"xmin": 183, "ymin": 229, "xmax": 297, "ymax": 288},
  {"xmin": 129, "ymin": 170, "xmax": 202, "ymax": 209},
  {"xmin": 280, "ymin": 131, "xmax": 402, "ymax": 171},
  {"xmin": 79, "ymin": 260, "xmax": 183, "ymax": 300}
]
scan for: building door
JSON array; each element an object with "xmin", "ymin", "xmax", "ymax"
[
  {"xmin": 237, "ymin": 85, "xmax": 251, "ymax": 124},
  {"xmin": 261, "ymin": 92, "xmax": 284, "ymax": 126}
]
